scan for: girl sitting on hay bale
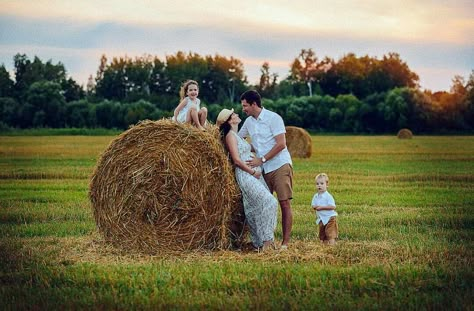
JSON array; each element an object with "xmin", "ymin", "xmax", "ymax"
[
  {"xmin": 217, "ymin": 108, "xmax": 277, "ymax": 252},
  {"xmin": 173, "ymin": 79, "xmax": 208, "ymax": 131}
]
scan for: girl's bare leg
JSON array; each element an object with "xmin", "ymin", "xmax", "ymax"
[
  {"xmin": 198, "ymin": 107, "xmax": 208, "ymax": 127},
  {"xmin": 186, "ymin": 106, "xmax": 205, "ymax": 130}
]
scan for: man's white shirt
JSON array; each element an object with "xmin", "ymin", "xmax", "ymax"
[{"xmin": 238, "ymin": 108, "xmax": 292, "ymax": 173}]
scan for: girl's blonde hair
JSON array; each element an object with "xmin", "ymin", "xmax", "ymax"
[
  {"xmin": 315, "ymin": 173, "xmax": 329, "ymax": 184},
  {"xmin": 179, "ymin": 80, "xmax": 199, "ymax": 100}
]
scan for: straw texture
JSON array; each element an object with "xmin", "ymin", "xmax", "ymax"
[
  {"xmin": 397, "ymin": 128, "xmax": 413, "ymax": 139},
  {"xmin": 285, "ymin": 126, "xmax": 312, "ymax": 158},
  {"xmin": 89, "ymin": 119, "xmax": 244, "ymax": 254}
]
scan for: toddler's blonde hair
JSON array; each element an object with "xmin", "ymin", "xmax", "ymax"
[
  {"xmin": 315, "ymin": 173, "xmax": 329, "ymax": 184},
  {"xmin": 179, "ymin": 80, "xmax": 199, "ymax": 100}
]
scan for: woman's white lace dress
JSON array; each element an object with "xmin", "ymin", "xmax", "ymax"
[{"xmin": 231, "ymin": 131, "xmax": 277, "ymax": 248}]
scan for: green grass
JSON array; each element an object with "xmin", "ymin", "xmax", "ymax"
[
  {"xmin": 0, "ymin": 127, "xmax": 122, "ymax": 136},
  {"xmin": 0, "ymin": 135, "xmax": 472, "ymax": 310}
]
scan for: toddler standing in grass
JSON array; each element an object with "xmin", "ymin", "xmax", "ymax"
[{"xmin": 311, "ymin": 173, "xmax": 338, "ymax": 245}]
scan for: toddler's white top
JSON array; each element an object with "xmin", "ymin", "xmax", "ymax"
[{"xmin": 311, "ymin": 191, "xmax": 337, "ymax": 225}]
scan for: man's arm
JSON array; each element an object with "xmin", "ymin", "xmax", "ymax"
[
  {"xmin": 238, "ymin": 121, "xmax": 248, "ymax": 138},
  {"xmin": 265, "ymin": 132, "xmax": 286, "ymax": 159},
  {"xmin": 246, "ymin": 133, "xmax": 286, "ymax": 167}
]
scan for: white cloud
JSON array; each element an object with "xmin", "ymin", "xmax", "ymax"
[
  {"xmin": 2, "ymin": 0, "xmax": 473, "ymax": 43},
  {"xmin": 1, "ymin": 0, "xmax": 473, "ymax": 91}
]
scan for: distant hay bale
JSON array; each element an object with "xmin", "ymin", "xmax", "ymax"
[
  {"xmin": 285, "ymin": 126, "xmax": 312, "ymax": 158},
  {"xmin": 89, "ymin": 119, "xmax": 244, "ymax": 254},
  {"xmin": 397, "ymin": 128, "xmax": 413, "ymax": 139}
]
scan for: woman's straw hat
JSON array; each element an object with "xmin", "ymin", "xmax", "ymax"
[{"xmin": 216, "ymin": 108, "xmax": 234, "ymax": 127}]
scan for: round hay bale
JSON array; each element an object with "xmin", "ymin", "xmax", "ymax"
[
  {"xmin": 285, "ymin": 126, "xmax": 312, "ymax": 158},
  {"xmin": 89, "ymin": 119, "xmax": 244, "ymax": 254},
  {"xmin": 397, "ymin": 128, "xmax": 413, "ymax": 139}
]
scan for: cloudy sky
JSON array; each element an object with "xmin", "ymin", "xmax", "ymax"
[{"xmin": 1, "ymin": 0, "xmax": 473, "ymax": 92}]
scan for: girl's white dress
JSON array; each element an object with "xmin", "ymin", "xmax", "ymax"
[
  {"xmin": 231, "ymin": 131, "xmax": 277, "ymax": 248},
  {"xmin": 176, "ymin": 97, "xmax": 200, "ymax": 123}
]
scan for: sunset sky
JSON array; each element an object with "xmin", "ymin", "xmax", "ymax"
[{"xmin": 1, "ymin": 0, "xmax": 473, "ymax": 92}]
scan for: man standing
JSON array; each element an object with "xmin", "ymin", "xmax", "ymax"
[{"xmin": 238, "ymin": 90, "xmax": 293, "ymax": 249}]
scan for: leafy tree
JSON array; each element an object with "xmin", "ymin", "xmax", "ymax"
[
  {"xmin": 379, "ymin": 53, "xmax": 419, "ymax": 90},
  {"xmin": 42, "ymin": 57, "xmax": 66, "ymax": 81},
  {"xmin": 289, "ymin": 48, "xmax": 320, "ymax": 96},
  {"xmin": 358, "ymin": 102, "xmax": 374, "ymax": 133},
  {"xmin": 303, "ymin": 96, "xmax": 320, "ymax": 130},
  {"xmin": 86, "ymin": 74, "xmax": 95, "ymax": 96},
  {"xmin": 307, "ymin": 95, "xmax": 333, "ymax": 130},
  {"xmin": 16, "ymin": 102, "xmax": 35, "ymax": 128},
  {"xmin": 257, "ymin": 62, "xmax": 278, "ymax": 100},
  {"xmin": 411, "ymin": 89, "xmax": 437, "ymax": 132},
  {"xmin": 444, "ymin": 75, "xmax": 470, "ymax": 129},
  {"xmin": 95, "ymin": 100, "xmax": 126, "ymax": 129},
  {"xmin": 93, "ymin": 51, "xmax": 247, "ymax": 107},
  {"xmin": 165, "ymin": 51, "xmax": 211, "ymax": 101},
  {"xmin": 6, "ymin": 50, "xmax": 470, "ymax": 132},
  {"xmin": 463, "ymin": 70, "xmax": 474, "ymax": 128},
  {"xmin": 13, "ymin": 54, "xmax": 32, "ymax": 100},
  {"xmin": 12, "ymin": 54, "xmax": 82, "ymax": 108},
  {"xmin": 425, "ymin": 75, "xmax": 470, "ymax": 130},
  {"xmin": 362, "ymin": 92, "xmax": 387, "ymax": 132},
  {"xmin": 0, "ymin": 65, "xmax": 14, "ymax": 97},
  {"xmin": 95, "ymin": 55, "xmax": 155, "ymax": 101},
  {"xmin": 124, "ymin": 55, "xmax": 154, "ymax": 102},
  {"xmin": 332, "ymin": 53, "xmax": 370, "ymax": 97},
  {"xmin": 317, "ymin": 52, "xmax": 419, "ymax": 99},
  {"xmin": 275, "ymin": 79, "xmax": 300, "ymax": 98},
  {"xmin": 65, "ymin": 100, "xmax": 95, "ymax": 128},
  {"xmin": 204, "ymin": 54, "xmax": 245, "ymax": 104},
  {"xmin": 123, "ymin": 100, "xmax": 160, "ymax": 126},
  {"xmin": 149, "ymin": 57, "xmax": 168, "ymax": 95},
  {"xmin": 62, "ymin": 77, "xmax": 85, "ymax": 102},
  {"xmin": 95, "ymin": 56, "xmax": 128, "ymax": 100},
  {"xmin": 95, "ymin": 55, "xmax": 107, "ymax": 85},
  {"xmin": 206, "ymin": 103, "xmax": 225, "ymax": 124},
  {"xmin": 376, "ymin": 87, "xmax": 423, "ymax": 132},
  {"xmin": 285, "ymin": 97, "xmax": 306, "ymax": 126},
  {"xmin": 335, "ymin": 94, "xmax": 364, "ymax": 132},
  {"xmin": 0, "ymin": 97, "xmax": 20, "ymax": 127},
  {"xmin": 329, "ymin": 107, "xmax": 343, "ymax": 130},
  {"xmin": 25, "ymin": 81, "xmax": 66, "ymax": 127},
  {"xmin": 13, "ymin": 54, "xmax": 69, "ymax": 99},
  {"xmin": 148, "ymin": 57, "xmax": 175, "ymax": 111}
]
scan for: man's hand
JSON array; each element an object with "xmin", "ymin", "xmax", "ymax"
[{"xmin": 246, "ymin": 155, "xmax": 263, "ymax": 167}]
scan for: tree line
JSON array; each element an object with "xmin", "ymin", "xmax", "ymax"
[{"xmin": 0, "ymin": 50, "xmax": 473, "ymax": 132}]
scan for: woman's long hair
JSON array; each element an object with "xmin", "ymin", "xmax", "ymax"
[{"xmin": 218, "ymin": 115, "xmax": 234, "ymax": 157}]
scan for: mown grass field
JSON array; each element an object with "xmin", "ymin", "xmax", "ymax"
[{"xmin": 0, "ymin": 134, "xmax": 473, "ymax": 310}]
